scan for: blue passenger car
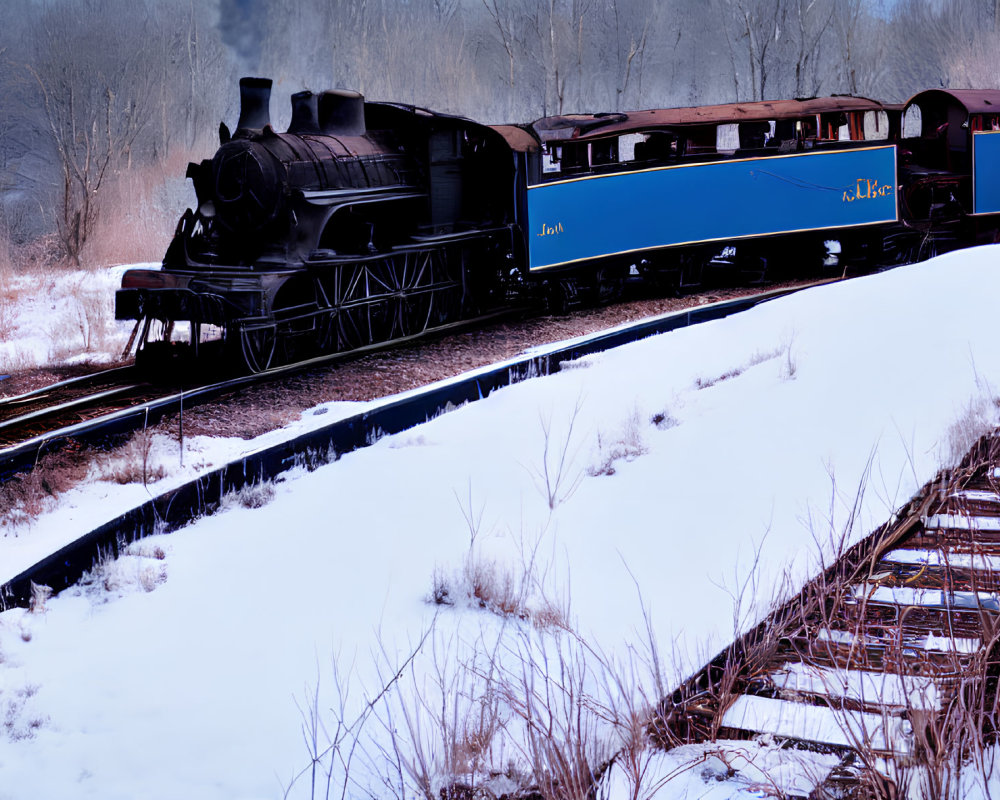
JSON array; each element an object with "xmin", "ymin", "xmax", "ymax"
[
  {"xmin": 515, "ymin": 96, "xmax": 900, "ymax": 289},
  {"xmin": 527, "ymin": 145, "xmax": 898, "ymax": 271}
]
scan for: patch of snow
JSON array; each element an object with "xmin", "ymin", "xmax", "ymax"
[
  {"xmin": 721, "ymin": 694, "xmax": 911, "ymax": 753},
  {"xmin": 770, "ymin": 662, "xmax": 940, "ymax": 710},
  {"xmin": 924, "ymin": 514, "xmax": 1000, "ymax": 530}
]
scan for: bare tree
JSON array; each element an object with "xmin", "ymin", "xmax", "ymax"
[
  {"xmin": 714, "ymin": 0, "xmax": 787, "ymax": 101},
  {"xmin": 25, "ymin": 0, "xmax": 161, "ymax": 263},
  {"xmin": 789, "ymin": 0, "xmax": 834, "ymax": 98}
]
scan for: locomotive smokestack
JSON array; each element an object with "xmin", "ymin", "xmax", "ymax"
[
  {"xmin": 236, "ymin": 77, "xmax": 273, "ymax": 134},
  {"xmin": 318, "ymin": 90, "xmax": 366, "ymax": 137},
  {"xmin": 288, "ymin": 91, "xmax": 320, "ymax": 135}
]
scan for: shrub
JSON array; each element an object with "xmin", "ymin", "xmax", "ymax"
[
  {"xmin": 220, "ymin": 480, "xmax": 277, "ymax": 511},
  {"xmin": 99, "ymin": 427, "xmax": 166, "ymax": 486},
  {"xmin": 0, "ymin": 441, "xmax": 91, "ymax": 528},
  {"xmin": 588, "ymin": 408, "xmax": 648, "ymax": 477}
]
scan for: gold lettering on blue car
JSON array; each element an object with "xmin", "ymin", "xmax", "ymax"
[
  {"xmin": 843, "ymin": 178, "xmax": 894, "ymax": 203},
  {"xmin": 537, "ymin": 222, "xmax": 565, "ymax": 237}
]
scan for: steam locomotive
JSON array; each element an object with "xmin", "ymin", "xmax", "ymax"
[{"xmin": 116, "ymin": 78, "xmax": 1000, "ymax": 373}]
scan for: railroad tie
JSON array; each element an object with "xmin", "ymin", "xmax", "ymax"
[{"xmin": 657, "ymin": 435, "xmax": 1000, "ymax": 797}]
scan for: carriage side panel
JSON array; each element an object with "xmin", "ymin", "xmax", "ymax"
[{"xmin": 526, "ymin": 146, "xmax": 899, "ymax": 271}]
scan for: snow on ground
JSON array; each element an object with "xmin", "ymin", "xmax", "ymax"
[
  {"xmin": 2, "ymin": 247, "xmax": 1000, "ymax": 798},
  {"xmin": 0, "ymin": 264, "xmax": 142, "ymax": 371}
]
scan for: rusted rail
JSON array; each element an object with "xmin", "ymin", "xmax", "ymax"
[{"xmin": 657, "ymin": 432, "xmax": 1000, "ymax": 796}]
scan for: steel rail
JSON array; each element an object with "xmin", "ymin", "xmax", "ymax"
[
  {"xmin": 0, "ymin": 385, "xmax": 146, "ymax": 435},
  {"xmin": 0, "ymin": 365, "xmax": 135, "ymax": 408},
  {"xmin": 0, "ymin": 308, "xmax": 522, "ymax": 480}
]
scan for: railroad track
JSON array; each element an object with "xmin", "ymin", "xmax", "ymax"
[
  {"xmin": 0, "ymin": 367, "xmax": 169, "ymax": 448},
  {"xmin": 0, "ymin": 310, "xmax": 536, "ymax": 480},
  {"xmin": 659, "ymin": 433, "xmax": 1000, "ymax": 797}
]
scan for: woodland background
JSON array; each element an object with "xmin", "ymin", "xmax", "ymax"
[{"xmin": 0, "ymin": 0, "xmax": 998, "ymax": 268}]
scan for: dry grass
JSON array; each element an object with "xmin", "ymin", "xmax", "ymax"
[
  {"xmin": 221, "ymin": 480, "xmax": 277, "ymax": 510},
  {"xmin": 0, "ymin": 423, "xmax": 181, "ymax": 530},
  {"xmin": 527, "ymin": 402, "xmax": 585, "ymax": 512},
  {"xmin": 0, "ymin": 272, "xmax": 18, "ymax": 341},
  {"xmin": 588, "ymin": 407, "xmax": 649, "ymax": 477},
  {"xmin": 0, "ymin": 441, "xmax": 92, "ymax": 528},
  {"xmin": 78, "ymin": 540, "xmax": 168, "ymax": 598},
  {"xmin": 430, "ymin": 492, "xmax": 570, "ymax": 630},
  {"xmin": 98, "ymin": 427, "xmax": 167, "ymax": 486},
  {"xmin": 694, "ymin": 344, "xmax": 788, "ymax": 390},
  {"xmin": 432, "ymin": 551, "xmax": 570, "ymax": 631},
  {"xmin": 694, "ymin": 367, "xmax": 745, "ymax": 390},
  {"xmin": 943, "ymin": 393, "xmax": 998, "ymax": 468},
  {"xmin": 82, "ymin": 156, "xmax": 188, "ymax": 267},
  {"xmin": 3, "ymin": 684, "xmax": 46, "ymax": 743},
  {"xmin": 28, "ymin": 582, "xmax": 52, "ymax": 614}
]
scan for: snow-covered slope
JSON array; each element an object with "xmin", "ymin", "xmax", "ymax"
[{"xmin": 2, "ymin": 246, "xmax": 999, "ymax": 799}]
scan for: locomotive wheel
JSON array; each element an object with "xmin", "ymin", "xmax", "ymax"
[
  {"xmin": 322, "ymin": 246, "xmax": 465, "ymax": 352},
  {"xmin": 240, "ymin": 324, "xmax": 278, "ymax": 373},
  {"xmin": 392, "ymin": 252, "xmax": 433, "ymax": 337}
]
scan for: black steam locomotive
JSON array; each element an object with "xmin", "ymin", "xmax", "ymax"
[
  {"xmin": 116, "ymin": 78, "xmax": 1000, "ymax": 373},
  {"xmin": 118, "ymin": 77, "xmax": 518, "ymax": 371}
]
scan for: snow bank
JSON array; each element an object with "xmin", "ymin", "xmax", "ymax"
[{"xmin": 2, "ymin": 246, "xmax": 1000, "ymax": 798}]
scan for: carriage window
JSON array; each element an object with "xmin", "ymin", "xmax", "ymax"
[
  {"xmin": 717, "ymin": 124, "xmax": 739, "ymax": 152},
  {"xmin": 796, "ymin": 117, "xmax": 818, "ymax": 141},
  {"xmin": 591, "ymin": 138, "xmax": 618, "ymax": 166},
  {"xmin": 618, "ymin": 133, "xmax": 643, "ymax": 162},
  {"xmin": 902, "ymin": 106, "xmax": 922, "ymax": 138},
  {"xmin": 820, "ymin": 113, "xmax": 845, "ymax": 141},
  {"xmin": 542, "ymin": 143, "xmax": 561, "ymax": 173},
  {"xmin": 863, "ymin": 111, "xmax": 889, "ymax": 140},
  {"xmin": 686, "ymin": 126, "xmax": 716, "ymax": 154},
  {"xmin": 560, "ymin": 143, "xmax": 589, "ymax": 171},
  {"xmin": 632, "ymin": 132, "xmax": 676, "ymax": 162}
]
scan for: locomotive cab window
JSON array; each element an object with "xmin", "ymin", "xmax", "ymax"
[
  {"xmin": 685, "ymin": 125, "xmax": 716, "ymax": 155},
  {"xmin": 796, "ymin": 117, "xmax": 818, "ymax": 145},
  {"xmin": 971, "ymin": 115, "xmax": 1000, "ymax": 132}
]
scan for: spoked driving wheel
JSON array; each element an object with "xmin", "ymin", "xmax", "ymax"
[{"xmin": 240, "ymin": 324, "xmax": 278, "ymax": 373}]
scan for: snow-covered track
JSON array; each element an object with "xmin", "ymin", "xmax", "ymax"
[
  {"xmin": 658, "ymin": 431, "xmax": 1000, "ymax": 796},
  {"xmin": 0, "ymin": 284, "xmax": 811, "ymax": 608}
]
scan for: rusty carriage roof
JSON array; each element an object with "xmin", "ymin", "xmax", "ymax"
[
  {"xmin": 528, "ymin": 95, "xmax": 888, "ymax": 143},
  {"xmin": 904, "ymin": 88, "xmax": 1000, "ymax": 117}
]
